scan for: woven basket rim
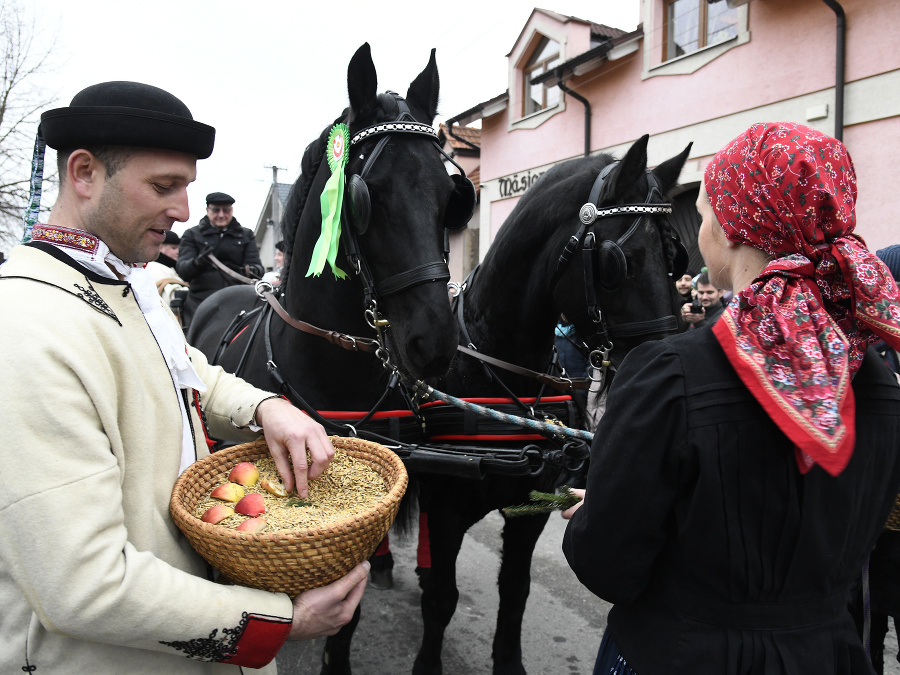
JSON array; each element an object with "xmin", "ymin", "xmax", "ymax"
[{"xmin": 171, "ymin": 436, "xmax": 407, "ymax": 542}]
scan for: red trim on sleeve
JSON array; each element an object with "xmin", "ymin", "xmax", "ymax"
[
  {"xmin": 192, "ymin": 389, "xmax": 217, "ymax": 452},
  {"xmin": 221, "ymin": 613, "xmax": 292, "ymax": 668}
]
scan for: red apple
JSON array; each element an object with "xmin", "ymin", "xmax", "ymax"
[
  {"xmin": 234, "ymin": 492, "xmax": 266, "ymax": 517},
  {"xmin": 236, "ymin": 518, "xmax": 267, "ymax": 533},
  {"xmin": 228, "ymin": 462, "xmax": 260, "ymax": 487},
  {"xmin": 210, "ymin": 482, "xmax": 244, "ymax": 503},
  {"xmin": 200, "ymin": 504, "xmax": 234, "ymax": 524}
]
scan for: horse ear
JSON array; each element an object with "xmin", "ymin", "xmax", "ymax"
[
  {"xmin": 348, "ymin": 43, "xmax": 378, "ymax": 121},
  {"xmin": 406, "ymin": 48, "xmax": 439, "ymax": 123},
  {"xmin": 653, "ymin": 142, "xmax": 693, "ymax": 194},
  {"xmin": 604, "ymin": 134, "xmax": 649, "ymax": 203}
]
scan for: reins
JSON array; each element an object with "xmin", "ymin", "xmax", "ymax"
[{"xmin": 208, "ymin": 253, "xmax": 258, "ymax": 285}]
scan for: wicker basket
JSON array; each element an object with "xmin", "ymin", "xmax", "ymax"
[
  {"xmin": 170, "ymin": 436, "xmax": 408, "ymax": 595},
  {"xmin": 886, "ymin": 492, "xmax": 900, "ymax": 532}
]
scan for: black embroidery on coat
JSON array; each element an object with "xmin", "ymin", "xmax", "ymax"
[
  {"xmin": 74, "ymin": 282, "xmax": 120, "ymax": 323},
  {"xmin": 159, "ymin": 612, "xmax": 249, "ymax": 662}
]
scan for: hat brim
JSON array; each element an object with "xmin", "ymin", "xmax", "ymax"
[{"xmin": 41, "ymin": 106, "xmax": 215, "ymax": 159}]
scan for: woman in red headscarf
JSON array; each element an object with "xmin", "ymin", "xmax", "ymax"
[{"xmin": 562, "ymin": 122, "xmax": 900, "ymax": 675}]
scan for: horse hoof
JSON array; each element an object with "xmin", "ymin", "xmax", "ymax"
[
  {"xmin": 415, "ymin": 566, "xmax": 432, "ymax": 590},
  {"xmin": 368, "ymin": 567, "xmax": 394, "ymax": 590}
]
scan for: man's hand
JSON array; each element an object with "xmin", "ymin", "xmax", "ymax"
[
  {"xmin": 254, "ymin": 397, "xmax": 334, "ymax": 497},
  {"xmin": 680, "ymin": 302, "xmax": 705, "ymax": 325},
  {"xmin": 192, "ymin": 244, "xmax": 215, "ymax": 270},
  {"xmin": 288, "ymin": 562, "xmax": 369, "ymax": 640}
]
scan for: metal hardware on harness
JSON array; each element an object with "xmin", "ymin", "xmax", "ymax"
[
  {"xmin": 365, "ymin": 306, "xmax": 390, "ymax": 329},
  {"xmin": 255, "ymin": 280, "xmax": 274, "ymax": 298},
  {"xmin": 578, "ymin": 202, "xmax": 673, "ymax": 225},
  {"xmin": 590, "ymin": 347, "xmax": 612, "ymax": 371}
]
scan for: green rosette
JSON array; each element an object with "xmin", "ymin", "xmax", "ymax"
[{"xmin": 306, "ymin": 123, "xmax": 350, "ymax": 278}]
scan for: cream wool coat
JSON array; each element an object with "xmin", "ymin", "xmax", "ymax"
[{"xmin": 0, "ymin": 243, "xmax": 293, "ymax": 674}]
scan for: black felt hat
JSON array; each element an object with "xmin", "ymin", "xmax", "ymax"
[
  {"xmin": 40, "ymin": 81, "xmax": 215, "ymax": 159},
  {"xmin": 206, "ymin": 192, "xmax": 235, "ymax": 205},
  {"xmin": 163, "ymin": 230, "xmax": 181, "ymax": 245}
]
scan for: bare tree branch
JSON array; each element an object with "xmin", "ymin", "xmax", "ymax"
[{"xmin": 0, "ymin": 0, "xmax": 57, "ymax": 252}]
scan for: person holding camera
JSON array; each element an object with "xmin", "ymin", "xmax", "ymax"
[
  {"xmin": 680, "ymin": 270, "xmax": 725, "ymax": 329},
  {"xmin": 176, "ymin": 192, "xmax": 264, "ymax": 329}
]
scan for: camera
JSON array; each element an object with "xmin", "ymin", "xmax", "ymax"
[{"xmin": 689, "ymin": 301, "xmax": 704, "ymax": 314}]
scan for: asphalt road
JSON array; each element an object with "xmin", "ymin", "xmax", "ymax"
[
  {"xmin": 276, "ymin": 512, "xmax": 900, "ymax": 675},
  {"xmin": 277, "ymin": 510, "xmax": 607, "ymax": 675}
]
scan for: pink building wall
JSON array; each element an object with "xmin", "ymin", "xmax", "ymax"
[{"xmin": 476, "ymin": 0, "xmax": 900, "ymax": 252}]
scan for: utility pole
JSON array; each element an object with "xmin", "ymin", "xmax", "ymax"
[{"xmin": 264, "ymin": 165, "xmax": 288, "ymax": 258}]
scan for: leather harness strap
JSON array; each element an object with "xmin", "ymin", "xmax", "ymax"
[
  {"xmin": 456, "ymin": 344, "xmax": 591, "ymax": 392},
  {"xmin": 261, "ymin": 291, "xmax": 379, "ymax": 353},
  {"xmin": 208, "ymin": 253, "xmax": 257, "ymax": 285}
]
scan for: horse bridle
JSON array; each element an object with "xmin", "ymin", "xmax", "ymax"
[
  {"xmin": 551, "ymin": 160, "xmax": 686, "ymax": 376},
  {"xmin": 338, "ymin": 92, "xmax": 476, "ymax": 355}
]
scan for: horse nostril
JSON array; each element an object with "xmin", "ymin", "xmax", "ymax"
[{"xmin": 407, "ymin": 333, "xmax": 456, "ymax": 378}]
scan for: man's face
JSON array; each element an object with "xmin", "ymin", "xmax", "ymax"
[
  {"xmin": 695, "ymin": 282, "xmax": 723, "ymax": 307},
  {"xmin": 274, "ymin": 249, "xmax": 284, "ymax": 268},
  {"xmin": 159, "ymin": 243, "xmax": 179, "ymax": 260},
  {"xmin": 675, "ymin": 273, "xmax": 692, "ymax": 295},
  {"xmin": 207, "ymin": 203, "xmax": 234, "ymax": 228},
  {"xmin": 85, "ymin": 149, "xmax": 196, "ymax": 264}
]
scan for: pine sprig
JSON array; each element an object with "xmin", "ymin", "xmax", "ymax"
[{"xmin": 501, "ymin": 486, "xmax": 582, "ymax": 518}]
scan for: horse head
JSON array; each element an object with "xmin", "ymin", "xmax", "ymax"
[
  {"xmin": 550, "ymin": 135, "xmax": 692, "ymax": 369},
  {"xmin": 281, "ymin": 43, "xmax": 465, "ymax": 382}
]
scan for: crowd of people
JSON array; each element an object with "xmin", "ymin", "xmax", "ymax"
[{"xmin": 1, "ymin": 77, "xmax": 899, "ymax": 675}]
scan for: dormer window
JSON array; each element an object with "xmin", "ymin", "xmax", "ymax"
[
  {"xmin": 523, "ymin": 36, "xmax": 560, "ymax": 116},
  {"xmin": 665, "ymin": 0, "xmax": 738, "ymax": 60}
]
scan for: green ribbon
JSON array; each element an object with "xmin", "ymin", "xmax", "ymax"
[{"xmin": 306, "ymin": 123, "xmax": 350, "ymax": 279}]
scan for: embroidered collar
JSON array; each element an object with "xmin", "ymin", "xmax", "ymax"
[{"xmin": 31, "ymin": 223, "xmax": 101, "ymax": 256}]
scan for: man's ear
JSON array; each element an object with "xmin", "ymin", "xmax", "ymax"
[{"xmin": 67, "ymin": 149, "xmax": 104, "ymax": 199}]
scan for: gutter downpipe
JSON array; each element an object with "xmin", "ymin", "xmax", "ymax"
[
  {"xmin": 445, "ymin": 115, "xmax": 481, "ymax": 153},
  {"xmin": 556, "ymin": 73, "xmax": 591, "ymax": 157},
  {"xmin": 822, "ymin": 0, "xmax": 846, "ymax": 141}
]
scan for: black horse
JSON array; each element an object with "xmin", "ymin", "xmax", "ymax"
[
  {"xmin": 408, "ymin": 135, "xmax": 691, "ymax": 674},
  {"xmin": 189, "ymin": 43, "xmax": 469, "ymax": 412},
  {"xmin": 188, "ymin": 43, "xmax": 476, "ymax": 675}
]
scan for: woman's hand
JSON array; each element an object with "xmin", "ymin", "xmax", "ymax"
[{"xmin": 560, "ymin": 488, "xmax": 586, "ymax": 519}]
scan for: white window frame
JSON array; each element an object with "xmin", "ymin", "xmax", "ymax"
[{"xmin": 642, "ymin": 0, "xmax": 750, "ymax": 79}]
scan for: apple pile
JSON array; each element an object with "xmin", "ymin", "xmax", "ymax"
[{"xmin": 199, "ymin": 461, "xmax": 289, "ymax": 533}]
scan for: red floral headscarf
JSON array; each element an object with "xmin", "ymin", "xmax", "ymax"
[{"xmin": 705, "ymin": 122, "xmax": 900, "ymax": 476}]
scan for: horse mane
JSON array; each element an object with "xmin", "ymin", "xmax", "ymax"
[{"xmin": 279, "ymin": 94, "xmax": 403, "ymax": 290}]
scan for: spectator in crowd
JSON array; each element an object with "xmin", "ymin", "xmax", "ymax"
[
  {"xmin": 561, "ymin": 122, "xmax": 900, "ymax": 675},
  {"xmin": 176, "ymin": 192, "xmax": 264, "ymax": 328},
  {"xmin": 555, "ymin": 313, "xmax": 590, "ymax": 411},
  {"xmin": 680, "ymin": 270, "xmax": 726, "ymax": 329},
  {"xmin": 146, "ymin": 229, "xmax": 185, "ymax": 308},
  {"xmin": 0, "ymin": 80, "xmax": 367, "ymax": 674},
  {"xmin": 674, "ymin": 270, "xmax": 694, "ymax": 305},
  {"xmin": 262, "ymin": 240, "xmax": 286, "ymax": 286}
]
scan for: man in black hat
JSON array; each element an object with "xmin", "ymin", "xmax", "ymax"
[
  {"xmin": 176, "ymin": 191, "xmax": 264, "ymax": 329},
  {"xmin": 146, "ymin": 229, "xmax": 184, "ymax": 309},
  {"xmin": 0, "ymin": 81, "xmax": 368, "ymax": 674}
]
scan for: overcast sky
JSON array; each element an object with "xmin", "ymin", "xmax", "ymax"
[{"xmin": 30, "ymin": 0, "xmax": 640, "ymax": 235}]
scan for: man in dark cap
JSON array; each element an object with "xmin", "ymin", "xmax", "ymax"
[
  {"xmin": 176, "ymin": 191, "xmax": 264, "ymax": 329},
  {"xmin": 0, "ymin": 81, "xmax": 368, "ymax": 674},
  {"xmin": 146, "ymin": 229, "xmax": 184, "ymax": 309}
]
